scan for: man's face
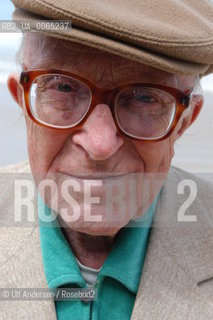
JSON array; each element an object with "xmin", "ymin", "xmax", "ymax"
[{"xmin": 11, "ymin": 35, "xmax": 199, "ymax": 236}]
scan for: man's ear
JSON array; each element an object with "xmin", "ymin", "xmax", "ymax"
[
  {"xmin": 176, "ymin": 94, "xmax": 204, "ymax": 140},
  {"xmin": 7, "ymin": 73, "xmax": 24, "ymax": 108}
]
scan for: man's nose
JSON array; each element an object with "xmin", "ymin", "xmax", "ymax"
[{"xmin": 72, "ymin": 104, "xmax": 124, "ymax": 160}]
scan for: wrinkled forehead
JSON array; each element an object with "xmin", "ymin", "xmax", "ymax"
[{"xmin": 20, "ymin": 32, "xmax": 196, "ymax": 90}]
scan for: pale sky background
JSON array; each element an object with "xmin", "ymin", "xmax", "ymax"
[{"xmin": 0, "ymin": 0, "xmax": 213, "ymax": 180}]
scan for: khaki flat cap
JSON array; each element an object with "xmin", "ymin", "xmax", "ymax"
[{"xmin": 12, "ymin": 0, "xmax": 213, "ymax": 76}]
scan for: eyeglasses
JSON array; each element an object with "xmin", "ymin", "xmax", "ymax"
[{"xmin": 20, "ymin": 69, "xmax": 193, "ymax": 141}]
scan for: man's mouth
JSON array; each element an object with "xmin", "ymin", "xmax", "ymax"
[{"xmin": 59, "ymin": 172, "xmax": 137, "ymax": 180}]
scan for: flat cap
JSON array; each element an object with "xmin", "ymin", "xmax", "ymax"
[{"xmin": 12, "ymin": 0, "xmax": 213, "ymax": 76}]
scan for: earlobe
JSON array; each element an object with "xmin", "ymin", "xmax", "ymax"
[{"xmin": 7, "ymin": 73, "xmax": 24, "ymax": 108}]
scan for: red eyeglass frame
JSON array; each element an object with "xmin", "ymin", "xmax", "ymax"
[{"xmin": 19, "ymin": 69, "xmax": 192, "ymax": 142}]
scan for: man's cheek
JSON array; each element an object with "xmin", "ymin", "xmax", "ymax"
[
  {"xmin": 27, "ymin": 127, "xmax": 62, "ymax": 172},
  {"xmin": 135, "ymin": 146, "xmax": 167, "ymax": 172}
]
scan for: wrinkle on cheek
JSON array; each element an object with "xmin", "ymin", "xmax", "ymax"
[
  {"xmin": 132, "ymin": 138, "xmax": 174, "ymax": 174},
  {"xmin": 26, "ymin": 117, "xmax": 68, "ymax": 173},
  {"xmin": 27, "ymin": 128, "xmax": 45, "ymax": 171},
  {"xmin": 158, "ymin": 138, "xmax": 175, "ymax": 171},
  {"xmin": 45, "ymin": 132, "xmax": 75, "ymax": 173}
]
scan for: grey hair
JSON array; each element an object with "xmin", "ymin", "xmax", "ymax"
[
  {"xmin": 16, "ymin": 32, "xmax": 63, "ymax": 67},
  {"xmin": 16, "ymin": 32, "xmax": 103, "ymax": 68}
]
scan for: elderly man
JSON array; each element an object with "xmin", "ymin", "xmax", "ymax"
[{"xmin": 1, "ymin": 0, "xmax": 213, "ymax": 319}]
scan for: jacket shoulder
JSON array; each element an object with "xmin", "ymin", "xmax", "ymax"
[
  {"xmin": 165, "ymin": 167, "xmax": 213, "ymax": 201},
  {"xmin": 0, "ymin": 161, "xmax": 31, "ymax": 173},
  {"xmin": 170, "ymin": 165, "xmax": 213, "ymax": 181},
  {"xmin": 156, "ymin": 166, "xmax": 213, "ymax": 231}
]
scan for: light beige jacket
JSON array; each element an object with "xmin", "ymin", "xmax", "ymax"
[{"xmin": 0, "ymin": 162, "xmax": 213, "ymax": 320}]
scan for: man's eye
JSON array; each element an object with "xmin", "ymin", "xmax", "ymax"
[
  {"xmin": 136, "ymin": 94, "xmax": 156, "ymax": 103},
  {"xmin": 57, "ymin": 83, "xmax": 73, "ymax": 92}
]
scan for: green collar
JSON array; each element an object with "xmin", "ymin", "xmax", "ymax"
[{"xmin": 38, "ymin": 194, "xmax": 159, "ymax": 293}]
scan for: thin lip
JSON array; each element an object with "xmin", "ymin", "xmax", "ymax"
[{"xmin": 59, "ymin": 171, "xmax": 136, "ymax": 180}]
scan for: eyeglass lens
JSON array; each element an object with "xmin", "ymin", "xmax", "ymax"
[
  {"xmin": 30, "ymin": 74, "xmax": 92, "ymax": 127},
  {"xmin": 115, "ymin": 87, "xmax": 176, "ymax": 139}
]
